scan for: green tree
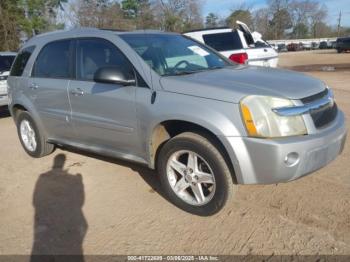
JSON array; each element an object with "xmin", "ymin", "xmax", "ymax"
[
  {"xmin": 22, "ymin": 0, "xmax": 68, "ymax": 36},
  {"xmin": 155, "ymin": 0, "xmax": 203, "ymax": 32},
  {"xmin": 226, "ymin": 9, "xmax": 253, "ymax": 29},
  {"xmin": 205, "ymin": 13, "xmax": 218, "ymax": 28},
  {"xmin": 0, "ymin": 0, "xmax": 25, "ymax": 51},
  {"xmin": 121, "ymin": 0, "xmax": 156, "ymax": 29},
  {"xmin": 77, "ymin": 0, "xmax": 135, "ymax": 30},
  {"xmin": 292, "ymin": 22, "xmax": 308, "ymax": 38},
  {"xmin": 270, "ymin": 8, "xmax": 292, "ymax": 39}
]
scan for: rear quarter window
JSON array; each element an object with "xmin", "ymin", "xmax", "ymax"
[
  {"xmin": 203, "ymin": 31, "xmax": 243, "ymax": 51},
  {"xmin": 10, "ymin": 46, "xmax": 35, "ymax": 76}
]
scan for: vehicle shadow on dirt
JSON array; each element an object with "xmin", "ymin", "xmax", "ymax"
[
  {"xmin": 0, "ymin": 106, "xmax": 10, "ymax": 118},
  {"xmin": 30, "ymin": 154, "xmax": 87, "ymax": 262},
  {"xmin": 59, "ymin": 146, "xmax": 168, "ymax": 201}
]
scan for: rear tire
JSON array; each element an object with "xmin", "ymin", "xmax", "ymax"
[
  {"xmin": 157, "ymin": 132, "xmax": 235, "ymax": 216},
  {"xmin": 16, "ymin": 111, "xmax": 55, "ymax": 158}
]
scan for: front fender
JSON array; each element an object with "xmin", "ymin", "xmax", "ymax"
[{"xmin": 136, "ymin": 89, "xmax": 247, "ymax": 169}]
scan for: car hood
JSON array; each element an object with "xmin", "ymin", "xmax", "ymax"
[{"xmin": 159, "ymin": 66, "xmax": 326, "ymax": 103}]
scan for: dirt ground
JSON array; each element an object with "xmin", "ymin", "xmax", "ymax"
[{"xmin": 0, "ymin": 50, "xmax": 349, "ymax": 257}]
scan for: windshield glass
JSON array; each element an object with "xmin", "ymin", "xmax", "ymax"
[
  {"xmin": 0, "ymin": 55, "xmax": 15, "ymax": 72},
  {"xmin": 120, "ymin": 34, "xmax": 230, "ymax": 76}
]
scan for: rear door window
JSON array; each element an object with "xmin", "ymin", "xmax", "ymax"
[
  {"xmin": 10, "ymin": 46, "xmax": 35, "ymax": 76},
  {"xmin": 32, "ymin": 40, "xmax": 72, "ymax": 79},
  {"xmin": 203, "ymin": 32, "xmax": 243, "ymax": 51}
]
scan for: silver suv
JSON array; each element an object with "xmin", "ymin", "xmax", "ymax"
[{"xmin": 8, "ymin": 29, "xmax": 347, "ymax": 216}]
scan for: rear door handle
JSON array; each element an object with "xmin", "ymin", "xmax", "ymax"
[
  {"xmin": 71, "ymin": 88, "xmax": 84, "ymax": 96},
  {"xmin": 29, "ymin": 83, "xmax": 39, "ymax": 90}
]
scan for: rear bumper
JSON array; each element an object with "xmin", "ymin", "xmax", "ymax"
[
  {"xmin": 222, "ymin": 111, "xmax": 347, "ymax": 184},
  {"xmin": 248, "ymin": 57, "xmax": 279, "ymax": 68}
]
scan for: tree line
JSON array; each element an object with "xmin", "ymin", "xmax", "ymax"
[{"xmin": 1, "ymin": 0, "xmax": 349, "ymax": 51}]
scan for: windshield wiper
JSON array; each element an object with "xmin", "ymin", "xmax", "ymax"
[
  {"xmin": 164, "ymin": 70, "xmax": 199, "ymax": 76},
  {"xmin": 208, "ymin": 66, "xmax": 225, "ymax": 70},
  {"xmin": 165, "ymin": 67, "xmax": 226, "ymax": 76},
  {"xmin": 174, "ymin": 70, "xmax": 198, "ymax": 75}
]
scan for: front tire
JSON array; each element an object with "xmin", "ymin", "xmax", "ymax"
[
  {"xmin": 16, "ymin": 111, "xmax": 55, "ymax": 158},
  {"xmin": 157, "ymin": 132, "xmax": 235, "ymax": 216}
]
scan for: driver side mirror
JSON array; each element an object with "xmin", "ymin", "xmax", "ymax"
[{"xmin": 94, "ymin": 66, "xmax": 136, "ymax": 86}]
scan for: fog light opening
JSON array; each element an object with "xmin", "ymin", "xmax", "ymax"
[{"xmin": 284, "ymin": 152, "xmax": 300, "ymax": 167}]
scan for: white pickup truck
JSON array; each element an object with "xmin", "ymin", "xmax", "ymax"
[
  {"xmin": 0, "ymin": 52, "xmax": 16, "ymax": 106},
  {"xmin": 184, "ymin": 21, "xmax": 278, "ymax": 67}
]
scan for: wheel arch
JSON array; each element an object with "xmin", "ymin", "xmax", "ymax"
[
  {"xmin": 10, "ymin": 98, "xmax": 48, "ymax": 138},
  {"xmin": 148, "ymin": 119, "xmax": 238, "ymax": 183}
]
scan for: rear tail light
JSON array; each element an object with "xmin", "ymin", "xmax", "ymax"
[{"xmin": 229, "ymin": 53, "xmax": 248, "ymax": 64}]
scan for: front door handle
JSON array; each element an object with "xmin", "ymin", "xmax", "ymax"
[
  {"xmin": 29, "ymin": 83, "xmax": 39, "ymax": 90},
  {"xmin": 71, "ymin": 88, "xmax": 84, "ymax": 96}
]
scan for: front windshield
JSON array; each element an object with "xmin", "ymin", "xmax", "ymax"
[
  {"xmin": 120, "ymin": 34, "xmax": 230, "ymax": 76},
  {"xmin": 0, "ymin": 55, "xmax": 15, "ymax": 72}
]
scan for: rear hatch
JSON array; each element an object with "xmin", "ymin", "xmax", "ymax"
[{"xmin": 236, "ymin": 21, "xmax": 278, "ymax": 67}]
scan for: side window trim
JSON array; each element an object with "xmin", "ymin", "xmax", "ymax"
[
  {"xmin": 31, "ymin": 39, "xmax": 74, "ymax": 80},
  {"xmin": 74, "ymin": 37, "xmax": 149, "ymax": 88},
  {"xmin": 70, "ymin": 39, "xmax": 77, "ymax": 80}
]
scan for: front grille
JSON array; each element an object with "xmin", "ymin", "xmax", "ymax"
[
  {"xmin": 301, "ymin": 89, "xmax": 338, "ymax": 128},
  {"xmin": 311, "ymin": 103, "xmax": 338, "ymax": 128}
]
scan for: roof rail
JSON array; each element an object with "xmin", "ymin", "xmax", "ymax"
[
  {"xmin": 183, "ymin": 27, "xmax": 231, "ymax": 34},
  {"xmin": 99, "ymin": 28, "xmax": 127, "ymax": 32}
]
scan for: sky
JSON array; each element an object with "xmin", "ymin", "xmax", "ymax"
[{"xmin": 203, "ymin": 0, "xmax": 350, "ymax": 27}]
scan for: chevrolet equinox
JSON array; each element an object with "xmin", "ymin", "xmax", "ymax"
[{"xmin": 7, "ymin": 29, "xmax": 347, "ymax": 216}]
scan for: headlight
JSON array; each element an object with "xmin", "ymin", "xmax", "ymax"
[{"xmin": 240, "ymin": 95, "xmax": 307, "ymax": 138}]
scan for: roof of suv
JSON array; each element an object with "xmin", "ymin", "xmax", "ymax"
[
  {"xmin": 31, "ymin": 28, "xmax": 173, "ymax": 39},
  {"xmin": 23, "ymin": 28, "xmax": 177, "ymax": 48}
]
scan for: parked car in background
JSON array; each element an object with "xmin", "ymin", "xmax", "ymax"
[
  {"xmin": 336, "ymin": 37, "xmax": 350, "ymax": 53},
  {"xmin": 184, "ymin": 21, "xmax": 278, "ymax": 67},
  {"xmin": 319, "ymin": 41, "xmax": 328, "ymax": 49},
  {"xmin": 0, "ymin": 52, "xmax": 16, "ymax": 107},
  {"xmin": 311, "ymin": 42, "xmax": 319, "ymax": 50},
  {"xmin": 7, "ymin": 29, "xmax": 347, "ymax": 216},
  {"xmin": 287, "ymin": 43, "xmax": 302, "ymax": 51},
  {"xmin": 331, "ymin": 41, "xmax": 337, "ymax": 49},
  {"xmin": 277, "ymin": 43, "xmax": 288, "ymax": 52},
  {"xmin": 269, "ymin": 43, "xmax": 278, "ymax": 51},
  {"xmin": 301, "ymin": 42, "xmax": 312, "ymax": 50}
]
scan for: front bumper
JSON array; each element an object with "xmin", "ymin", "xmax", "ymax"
[{"xmin": 223, "ymin": 111, "xmax": 347, "ymax": 184}]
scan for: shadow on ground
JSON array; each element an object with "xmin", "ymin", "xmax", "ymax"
[
  {"xmin": 59, "ymin": 145, "xmax": 167, "ymax": 200},
  {"xmin": 0, "ymin": 106, "xmax": 10, "ymax": 118},
  {"xmin": 30, "ymin": 154, "xmax": 87, "ymax": 262}
]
